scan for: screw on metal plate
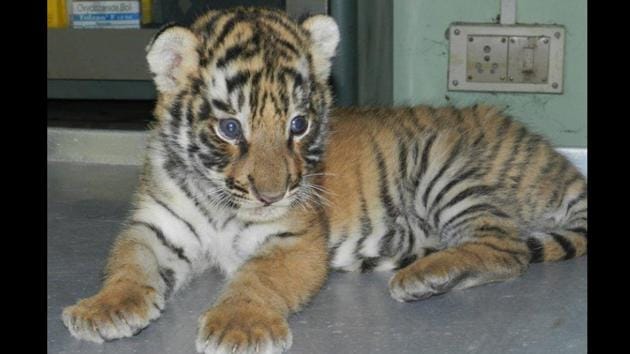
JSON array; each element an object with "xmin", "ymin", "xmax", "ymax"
[
  {"xmin": 554, "ymin": 32, "xmax": 561, "ymax": 39},
  {"xmin": 542, "ymin": 37, "xmax": 549, "ymax": 44},
  {"xmin": 510, "ymin": 38, "xmax": 515, "ymax": 43},
  {"xmin": 452, "ymin": 80, "xmax": 459, "ymax": 86},
  {"xmin": 454, "ymin": 29, "xmax": 460, "ymax": 35},
  {"xmin": 501, "ymin": 37, "xmax": 507, "ymax": 43},
  {"xmin": 483, "ymin": 45, "xmax": 491, "ymax": 53},
  {"xmin": 552, "ymin": 82, "xmax": 559, "ymax": 89},
  {"xmin": 509, "ymin": 77, "xmax": 514, "ymax": 81},
  {"xmin": 468, "ymin": 36, "xmax": 474, "ymax": 42}
]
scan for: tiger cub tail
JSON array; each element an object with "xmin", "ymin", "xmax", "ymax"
[{"xmin": 526, "ymin": 186, "xmax": 587, "ymax": 263}]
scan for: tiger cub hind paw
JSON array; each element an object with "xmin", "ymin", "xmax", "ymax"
[
  {"xmin": 196, "ymin": 302, "xmax": 292, "ymax": 354},
  {"xmin": 389, "ymin": 268, "xmax": 474, "ymax": 303},
  {"xmin": 62, "ymin": 284, "xmax": 164, "ymax": 343}
]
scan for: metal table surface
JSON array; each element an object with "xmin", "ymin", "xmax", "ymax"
[{"xmin": 47, "ymin": 161, "xmax": 587, "ymax": 354}]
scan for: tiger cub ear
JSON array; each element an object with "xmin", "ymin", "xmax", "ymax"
[
  {"xmin": 146, "ymin": 24, "xmax": 199, "ymax": 94},
  {"xmin": 300, "ymin": 15, "xmax": 340, "ymax": 81}
]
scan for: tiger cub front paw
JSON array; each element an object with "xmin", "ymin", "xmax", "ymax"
[
  {"xmin": 62, "ymin": 283, "xmax": 164, "ymax": 343},
  {"xmin": 196, "ymin": 301, "xmax": 292, "ymax": 354}
]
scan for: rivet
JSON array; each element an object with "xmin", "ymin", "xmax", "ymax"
[
  {"xmin": 510, "ymin": 38, "xmax": 515, "ymax": 43},
  {"xmin": 483, "ymin": 45, "xmax": 491, "ymax": 53},
  {"xmin": 484, "ymin": 55, "xmax": 490, "ymax": 62},
  {"xmin": 552, "ymin": 82, "xmax": 559, "ymax": 89},
  {"xmin": 468, "ymin": 36, "xmax": 473, "ymax": 42},
  {"xmin": 452, "ymin": 80, "xmax": 459, "ymax": 86},
  {"xmin": 467, "ymin": 75, "xmax": 473, "ymax": 81},
  {"xmin": 501, "ymin": 37, "xmax": 507, "ymax": 43},
  {"xmin": 542, "ymin": 37, "xmax": 549, "ymax": 44},
  {"xmin": 454, "ymin": 29, "xmax": 460, "ymax": 35},
  {"xmin": 509, "ymin": 77, "xmax": 514, "ymax": 82},
  {"xmin": 554, "ymin": 32, "xmax": 561, "ymax": 39}
]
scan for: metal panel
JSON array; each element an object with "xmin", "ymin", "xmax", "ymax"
[
  {"xmin": 47, "ymin": 79, "xmax": 156, "ymax": 100},
  {"xmin": 47, "ymin": 28, "xmax": 157, "ymax": 80},
  {"xmin": 448, "ymin": 23, "xmax": 565, "ymax": 94},
  {"xmin": 286, "ymin": 0, "xmax": 328, "ymax": 19}
]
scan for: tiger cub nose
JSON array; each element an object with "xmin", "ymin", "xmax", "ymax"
[
  {"xmin": 256, "ymin": 192, "xmax": 284, "ymax": 206},
  {"xmin": 247, "ymin": 175, "xmax": 286, "ymax": 206}
]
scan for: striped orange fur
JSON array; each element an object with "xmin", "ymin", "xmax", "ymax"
[{"xmin": 62, "ymin": 7, "xmax": 586, "ymax": 353}]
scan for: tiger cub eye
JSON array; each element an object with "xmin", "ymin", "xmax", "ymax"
[
  {"xmin": 219, "ymin": 119, "xmax": 242, "ymax": 140},
  {"xmin": 290, "ymin": 116, "xmax": 308, "ymax": 136}
]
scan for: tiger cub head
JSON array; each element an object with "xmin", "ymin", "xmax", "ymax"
[{"xmin": 146, "ymin": 8, "xmax": 339, "ymax": 222}]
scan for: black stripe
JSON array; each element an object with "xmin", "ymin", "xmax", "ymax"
[
  {"xmin": 268, "ymin": 230, "xmax": 306, "ymax": 238},
  {"xmin": 196, "ymin": 98, "xmax": 211, "ymax": 121},
  {"xmin": 130, "ymin": 220, "xmax": 192, "ymax": 265},
  {"xmin": 210, "ymin": 13, "xmax": 244, "ymax": 52},
  {"xmin": 422, "ymin": 141, "xmax": 462, "ymax": 207},
  {"xmin": 475, "ymin": 225, "xmax": 508, "ymax": 236},
  {"xmin": 566, "ymin": 191, "xmax": 587, "ymax": 212},
  {"xmin": 225, "ymin": 71, "xmax": 251, "ymax": 94},
  {"xmin": 526, "ymin": 238, "xmax": 544, "ymax": 263},
  {"xmin": 274, "ymin": 37, "xmax": 300, "ymax": 57},
  {"xmin": 415, "ymin": 134, "xmax": 437, "ymax": 187},
  {"xmin": 220, "ymin": 214, "xmax": 236, "ymax": 230},
  {"xmin": 372, "ymin": 141, "xmax": 398, "ymax": 219},
  {"xmin": 470, "ymin": 241, "xmax": 528, "ymax": 257},
  {"xmin": 442, "ymin": 203, "xmax": 509, "ymax": 231},
  {"xmin": 379, "ymin": 230, "xmax": 397, "ymax": 257},
  {"xmin": 434, "ymin": 185, "xmax": 496, "ymax": 225},
  {"xmin": 429, "ymin": 168, "xmax": 479, "ymax": 212},
  {"xmin": 550, "ymin": 232, "xmax": 576, "ymax": 260},
  {"xmin": 497, "ymin": 125, "xmax": 528, "ymax": 182},
  {"xmin": 424, "ymin": 247, "xmax": 438, "ymax": 256},
  {"xmin": 216, "ymin": 37, "xmax": 260, "ymax": 68},
  {"xmin": 396, "ymin": 254, "xmax": 418, "ymax": 270},
  {"xmin": 360, "ymin": 257, "xmax": 380, "ymax": 273},
  {"xmin": 567, "ymin": 227, "xmax": 587, "ymax": 238},
  {"xmin": 148, "ymin": 193, "xmax": 201, "ymax": 244},
  {"xmin": 354, "ymin": 170, "xmax": 373, "ymax": 258},
  {"xmin": 159, "ymin": 267, "xmax": 175, "ymax": 299},
  {"xmin": 557, "ymin": 173, "xmax": 582, "ymax": 206},
  {"xmin": 211, "ymin": 99, "xmax": 233, "ymax": 114}
]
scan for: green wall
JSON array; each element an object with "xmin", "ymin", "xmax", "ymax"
[{"xmin": 392, "ymin": 0, "xmax": 587, "ymax": 147}]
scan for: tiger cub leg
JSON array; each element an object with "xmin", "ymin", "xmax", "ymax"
[
  {"xmin": 389, "ymin": 218, "xmax": 530, "ymax": 302},
  {"xmin": 196, "ymin": 228, "xmax": 328, "ymax": 354},
  {"xmin": 62, "ymin": 227, "xmax": 175, "ymax": 343}
]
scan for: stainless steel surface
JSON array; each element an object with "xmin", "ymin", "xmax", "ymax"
[
  {"xmin": 48, "ymin": 80, "xmax": 157, "ymax": 100},
  {"xmin": 47, "ymin": 128, "xmax": 148, "ymax": 166},
  {"xmin": 47, "ymin": 161, "xmax": 587, "ymax": 354},
  {"xmin": 286, "ymin": 0, "xmax": 328, "ymax": 19},
  {"xmin": 47, "ymin": 28, "xmax": 157, "ymax": 80},
  {"xmin": 448, "ymin": 24, "xmax": 565, "ymax": 93}
]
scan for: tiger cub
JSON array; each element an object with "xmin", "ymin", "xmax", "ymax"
[{"xmin": 62, "ymin": 7, "xmax": 587, "ymax": 353}]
